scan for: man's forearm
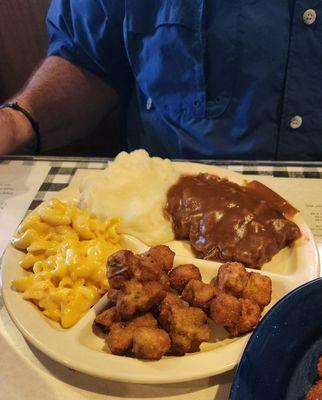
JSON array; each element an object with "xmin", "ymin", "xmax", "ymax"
[{"xmin": 2, "ymin": 56, "xmax": 120, "ymax": 153}]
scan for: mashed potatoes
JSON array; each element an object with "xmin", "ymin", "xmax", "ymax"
[{"xmin": 79, "ymin": 150, "xmax": 179, "ymax": 246}]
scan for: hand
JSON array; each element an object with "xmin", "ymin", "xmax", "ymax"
[{"xmin": 0, "ymin": 107, "xmax": 34, "ymax": 154}]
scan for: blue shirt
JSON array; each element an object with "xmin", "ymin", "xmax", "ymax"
[{"xmin": 47, "ymin": 0, "xmax": 322, "ymax": 160}]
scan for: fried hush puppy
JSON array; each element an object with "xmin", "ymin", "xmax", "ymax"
[
  {"xmin": 209, "ymin": 288, "xmax": 261, "ymax": 337},
  {"xmin": 144, "ymin": 245, "xmax": 175, "ymax": 272},
  {"xmin": 132, "ymin": 327, "xmax": 171, "ymax": 360},
  {"xmin": 107, "ymin": 315, "xmax": 171, "ymax": 360},
  {"xmin": 216, "ymin": 262, "xmax": 272, "ymax": 308},
  {"xmin": 107, "ymin": 247, "xmax": 174, "ymax": 290},
  {"xmin": 95, "ymin": 306, "xmax": 120, "ymax": 331},
  {"xmin": 158, "ymin": 292, "xmax": 210, "ymax": 355},
  {"xmin": 95, "ymin": 279, "xmax": 167, "ymax": 330},
  {"xmin": 116, "ymin": 279, "xmax": 166, "ymax": 320},
  {"xmin": 107, "ymin": 250, "xmax": 135, "ymax": 289},
  {"xmin": 135, "ymin": 252, "xmax": 170, "ymax": 289},
  {"xmin": 216, "ymin": 262, "xmax": 249, "ymax": 297},
  {"xmin": 168, "ymin": 304, "xmax": 210, "ymax": 355},
  {"xmin": 169, "ymin": 264, "xmax": 202, "ymax": 293},
  {"xmin": 96, "ymin": 246, "xmax": 272, "ymax": 360},
  {"xmin": 158, "ymin": 291, "xmax": 183, "ymax": 331},
  {"xmin": 209, "ymin": 289, "xmax": 242, "ymax": 328},
  {"xmin": 306, "ymin": 381, "xmax": 322, "ymax": 400},
  {"xmin": 306, "ymin": 356, "xmax": 322, "ymax": 400},
  {"xmin": 242, "ymin": 272, "xmax": 272, "ymax": 308},
  {"xmin": 226, "ymin": 299, "xmax": 261, "ymax": 337},
  {"xmin": 181, "ymin": 279, "xmax": 215, "ymax": 309},
  {"xmin": 106, "ymin": 313, "xmax": 157, "ymax": 356}
]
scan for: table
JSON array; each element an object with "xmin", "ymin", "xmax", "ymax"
[{"xmin": 1, "ymin": 156, "xmax": 322, "ymax": 400}]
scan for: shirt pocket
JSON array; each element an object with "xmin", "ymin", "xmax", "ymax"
[{"xmin": 124, "ymin": 0, "xmax": 206, "ymax": 120}]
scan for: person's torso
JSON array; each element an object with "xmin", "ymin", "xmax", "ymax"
[{"xmin": 121, "ymin": 0, "xmax": 322, "ymax": 160}]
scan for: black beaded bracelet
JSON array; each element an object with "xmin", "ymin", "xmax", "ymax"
[{"xmin": 0, "ymin": 102, "xmax": 41, "ymax": 154}]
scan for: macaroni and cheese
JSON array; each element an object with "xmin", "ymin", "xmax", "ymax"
[{"xmin": 12, "ymin": 198, "xmax": 122, "ymax": 328}]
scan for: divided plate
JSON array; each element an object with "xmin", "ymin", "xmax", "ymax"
[{"xmin": 1, "ymin": 162, "xmax": 319, "ymax": 384}]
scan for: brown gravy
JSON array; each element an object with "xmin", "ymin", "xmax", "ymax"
[{"xmin": 166, "ymin": 174, "xmax": 301, "ymax": 268}]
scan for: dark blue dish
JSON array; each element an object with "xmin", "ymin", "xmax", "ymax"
[{"xmin": 229, "ymin": 278, "xmax": 322, "ymax": 400}]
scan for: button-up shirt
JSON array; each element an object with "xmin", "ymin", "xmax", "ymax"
[{"xmin": 47, "ymin": 0, "xmax": 322, "ymax": 160}]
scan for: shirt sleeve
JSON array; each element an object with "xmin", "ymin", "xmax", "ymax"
[{"xmin": 46, "ymin": 0, "xmax": 133, "ymax": 100}]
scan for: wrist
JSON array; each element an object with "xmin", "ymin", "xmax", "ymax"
[{"xmin": 0, "ymin": 104, "xmax": 36, "ymax": 152}]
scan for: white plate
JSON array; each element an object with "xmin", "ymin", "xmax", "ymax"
[{"xmin": 1, "ymin": 162, "xmax": 320, "ymax": 384}]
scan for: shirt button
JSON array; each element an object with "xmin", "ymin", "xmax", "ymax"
[
  {"xmin": 146, "ymin": 97, "xmax": 153, "ymax": 110},
  {"xmin": 303, "ymin": 9, "xmax": 317, "ymax": 25},
  {"xmin": 290, "ymin": 115, "xmax": 303, "ymax": 129}
]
